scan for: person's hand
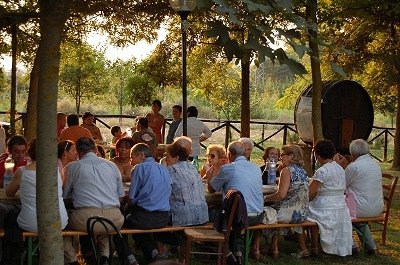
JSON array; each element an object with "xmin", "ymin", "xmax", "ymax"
[
  {"xmin": 202, "ymin": 164, "xmax": 218, "ymax": 181},
  {"xmin": 225, "ymin": 189, "xmax": 238, "ymax": 198}
]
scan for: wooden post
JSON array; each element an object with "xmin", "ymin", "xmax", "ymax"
[
  {"xmin": 283, "ymin": 125, "xmax": 288, "ymax": 145},
  {"xmin": 384, "ymin": 129, "xmax": 388, "ymax": 162},
  {"xmin": 225, "ymin": 121, "xmax": 230, "ymax": 148},
  {"xmin": 10, "ymin": 24, "xmax": 17, "ymax": 135}
]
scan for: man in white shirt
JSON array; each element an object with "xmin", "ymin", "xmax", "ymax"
[
  {"xmin": 338, "ymin": 139, "xmax": 383, "ymax": 254},
  {"xmin": 174, "ymin": 106, "xmax": 212, "ymax": 160}
]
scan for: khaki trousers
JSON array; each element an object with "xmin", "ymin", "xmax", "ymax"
[{"xmin": 64, "ymin": 207, "xmax": 124, "ymax": 263}]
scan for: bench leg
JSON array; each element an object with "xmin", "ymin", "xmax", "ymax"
[
  {"xmin": 27, "ymin": 237, "xmax": 33, "ymax": 265},
  {"xmin": 244, "ymin": 230, "xmax": 253, "ymax": 265}
]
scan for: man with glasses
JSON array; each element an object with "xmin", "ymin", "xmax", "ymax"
[{"xmin": 124, "ymin": 143, "xmax": 171, "ymax": 262}]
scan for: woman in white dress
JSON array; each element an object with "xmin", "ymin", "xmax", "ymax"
[{"xmin": 308, "ymin": 139, "xmax": 353, "ymax": 256}]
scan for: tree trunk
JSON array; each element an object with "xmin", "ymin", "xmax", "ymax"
[
  {"xmin": 307, "ymin": 0, "xmax": 324, "ymax": 143},
  {"xmin": 392, "ymin": 84, "xmax": 400, "ymax": 170},
  {"xmin": 37, "ymin": 1, "xmax": 70, "ymax": 264},
  {"xmin": 25, "ymin": 55, "xmax": 39, "ymax": 142},
  {"xmin": 241, "ymin": 59, "xmax": 250, "ymax": 138}
]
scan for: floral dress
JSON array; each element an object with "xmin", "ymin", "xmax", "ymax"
[{"xmin": 266, "ymin": 164, "xmax": 309, "ymax": 235}]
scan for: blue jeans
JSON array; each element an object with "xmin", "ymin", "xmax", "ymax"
[{"xmin": 353, "ymin": 223, "xmax": 377, "ymax": 251}]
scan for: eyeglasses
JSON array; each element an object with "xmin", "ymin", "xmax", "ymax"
[
  {"xmin": 207, "ymin": 153, "xmax": 217, "ymax": 159},
  {"xmin": 280, "ymin": 153, "xmax": 290, "ymax": 157}
]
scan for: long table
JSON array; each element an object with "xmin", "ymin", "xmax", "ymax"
[
  {"xmin": 0, "ymin": 188, "xmax": 20, "ymax": 205},
  {"xmin": 1, "ymin": 184, "xmax": 277, "ymax": 207},
  {"xmin": 204, "ymin": 184, "xmax": 277, "ymax": 205}
]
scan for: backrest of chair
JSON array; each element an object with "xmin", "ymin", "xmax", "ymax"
[
  {"xmin": 86, "ymin": 216, "xmax": 124, "ymax": 265},
  {"xmin": 382, "ymin": 174, "xmax": 398, "ymax": 219},
  {"xmin": 224, "ymin": 193, "xmax": 240, "ymax": 238}
]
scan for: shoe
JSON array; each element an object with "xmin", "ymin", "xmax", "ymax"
[
  {"xmin": 250, "ymin": 250, "xmax": 261, "ymax": 260},
  {"xmin": 366, "ymin": 249, "xmax": 376, "ymax": 255},
  {"xmin": 291, "ymin": 249, "xmax": 310, "ymax": 258},
  {"xmin": 352, "ymin": 246, "xmax": 361, "ymax": 256},
  {"xmin": 99, "ymin": 256, "xmax": 109, "ymax": 265}
]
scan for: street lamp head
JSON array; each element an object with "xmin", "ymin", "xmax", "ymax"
[{"xmin": 169, "ymin": 0, "xmax": 197, "ymax": 19}]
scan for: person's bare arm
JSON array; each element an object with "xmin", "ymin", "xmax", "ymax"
[
  {"xmin": 6, "ymin": 168, "xmax": 22, "ymax": 197},
  {"xmin": 309, "ymin": 179, "xmax": 321, "ymax": 201},
  {"xmin": 333, "ymin": 153, "xmax": 349, "ymax": 169},
  {"xmin": 264, "ymin": 167, "xmax": 290, "ymax": 202}
]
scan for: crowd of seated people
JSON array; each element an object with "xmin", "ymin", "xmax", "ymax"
[{"xmin": 0, "ymin": 120, "xmax": 385, "ymax": 265}]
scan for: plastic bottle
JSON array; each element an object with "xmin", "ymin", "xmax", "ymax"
[
  {"xmin": 267, "ymin": 158, "xmax": 277, "ymax": 185},
  {"xmin": 192, "ymin": 157, "xmax": 199, "ymax": 171},
  {"xmin": 3, "ymin": 158, "xmax": 14, "ymax": 188}
]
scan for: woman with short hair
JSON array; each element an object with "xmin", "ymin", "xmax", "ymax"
[
  {"xmin": 200, "ymin": 144, "xmax": 227, "ymax": 178},
  {"xmin": 308, "ymin": 139, "xmax": 353, "ymax": 256},
  {"xmin": 165, "ymin": 142, "xmax": 209, "ymax": 226}
]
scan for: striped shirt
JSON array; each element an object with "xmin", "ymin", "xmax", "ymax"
[{"xmin": 63, "ymin": 152, "xmax": 124, "ymax": 208}]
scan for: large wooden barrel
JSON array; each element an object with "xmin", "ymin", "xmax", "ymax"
[{"xmin": 294, "ymin": 80, "xmax": 374, "ymax": 153}]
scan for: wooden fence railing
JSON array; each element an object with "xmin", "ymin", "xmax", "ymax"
[{"xmin": 0, "ymin": 112, "xmax": 395, "ymax": 162}]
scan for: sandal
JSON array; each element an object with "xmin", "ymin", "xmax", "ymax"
[{"xmin": 291, "ymin": 249, "xmax": 310, "ymax": 258}]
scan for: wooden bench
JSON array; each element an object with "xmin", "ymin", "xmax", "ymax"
[
  {"xmin": 243, "ymin": 221, "xmax": 318, "ymax": 265},
  {"xmin": 0, "ymin": 223, "xmax": 213, "ymax": 265}
]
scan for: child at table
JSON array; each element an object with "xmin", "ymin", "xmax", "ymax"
[{"xmin": 109, "ymin": 126, "xmax": 127, "ymax": 159}]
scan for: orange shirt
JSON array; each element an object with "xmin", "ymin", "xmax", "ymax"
[{"xmin": 59, "ymin": 125, "xmax": 93, "ymax": 144}]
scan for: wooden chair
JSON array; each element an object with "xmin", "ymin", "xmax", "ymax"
[
  {"xmin": 372, "ymin": 173, "xmax": 398, "ymax": 244},
  {"xmin": 353, "ymin": 173, "xmax": 398, "ymax": 245},
  {"xmin": 182, "ymin": 192, "xmax": 241, "ymax": 265}
]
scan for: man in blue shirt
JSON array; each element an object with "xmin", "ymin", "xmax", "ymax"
[
  {"xmin": 125, "ymin": 143, "xmax": 171, "ymax": 262},
  {"xmin": 207, "ymin": 141, "xmax": 263, "ymax": 264}
]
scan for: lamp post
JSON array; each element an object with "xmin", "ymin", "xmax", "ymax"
[{"xmin": 169, "ymin": 0, "xmax": 196, "ymax": 136}]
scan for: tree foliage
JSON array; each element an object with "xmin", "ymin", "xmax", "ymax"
[
  {"xmin": 59, "ymin": 41, "xmax": 109, "ymax": 114},
  {"xmin": 108, "ymin": 59, "xmax": 136, "ymax": 115},
  {"xmin": 188, "ymin": 45, "xmax": 241, "ymax": 119},
  {"xmin": 125, "ymin": 69, "xmax": 157, "ymax": 108}
]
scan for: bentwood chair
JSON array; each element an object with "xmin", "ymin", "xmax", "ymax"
[{"xmin": 86, "ymin": 216, "xmax": 125, "ymax": 265}]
